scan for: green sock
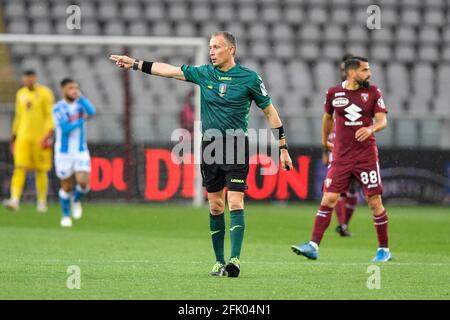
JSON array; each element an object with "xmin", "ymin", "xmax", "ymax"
[
  {"xmin": 230, "ymin": 209, "xmax": 245, "ymax": 259},
  {"xmin": 209, "ymin": 213, "xmax": 225, "ymax": 264}
]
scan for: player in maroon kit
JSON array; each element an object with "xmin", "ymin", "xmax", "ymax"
[
  {"xmin": 323, "ymin": 53, "xmax": 359, "ymax": 237},
  {"xmin": 292, "ymin": 56, "xmax": 392, "ymax": 262}
]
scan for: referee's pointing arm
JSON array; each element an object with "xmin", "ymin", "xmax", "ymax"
[{"xmin": 109, "ymin": 55, "xmax": 186, "ymax": 81}]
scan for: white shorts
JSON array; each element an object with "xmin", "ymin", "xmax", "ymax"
[{"xmin": 55, "ymin": 152, "xmax": 91, "ymax": 179}]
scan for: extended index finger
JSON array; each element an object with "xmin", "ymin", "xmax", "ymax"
[{"xmin": 109, "ymin": 55, "xmax": 120, "ymax": 61}]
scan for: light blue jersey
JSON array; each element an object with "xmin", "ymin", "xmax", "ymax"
[{"xmin": 53, "ymin": 96, "xmax": 96, "ymax": 155}]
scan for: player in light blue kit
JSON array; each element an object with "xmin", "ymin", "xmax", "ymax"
[{"xmin": 53, "ymin": 78, "xmax": 96, "ymax": 227}]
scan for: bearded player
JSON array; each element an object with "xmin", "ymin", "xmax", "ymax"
[
  {"xmin": 322, "ymin": 53, "xmax": 359, "ymax": 237},
  {"xmin": 292, "ymin": 56, "xmax": 391, "ymax": 262}
]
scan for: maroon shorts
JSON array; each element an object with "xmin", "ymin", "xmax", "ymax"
[{"xmin": 323, "ymin": 158, "xmax": 383, "ymax": 197}]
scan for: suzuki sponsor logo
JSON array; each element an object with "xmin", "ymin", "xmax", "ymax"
[
  {"xmin": 344, "ymin": 103, "xmax": 363, "ymax": 126},
  {"xmin": 332, "ymin": 97, "xmax": 349, "ymax": 107}
]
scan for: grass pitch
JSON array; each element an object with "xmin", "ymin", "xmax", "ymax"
[{"xmin": 0, "ymin": 203, "xmax": 449, "ymax": 299}]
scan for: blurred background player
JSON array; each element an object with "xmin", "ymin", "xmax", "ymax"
[
  {"xmin": 3, "ymin": 70, "xmax": 54, "ymax": 213},
  {"xmin": 322, "ymin": 53, "xmax": 359, "ymax": 237},
  {"xmin": 292, "ymin": 57, "xmax": 391, "ymax": 262},
  {"xmin": 53, "ymin": 78, "xmax": 96, "ymax": 227}
]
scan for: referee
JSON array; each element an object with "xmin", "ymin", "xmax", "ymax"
[{"xmin": 110, "ymin": 31, "xmax": 292, "ymax": 278}]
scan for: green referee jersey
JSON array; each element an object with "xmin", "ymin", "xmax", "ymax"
[{"xmin": 181, "ymin": 63, "xmax": 272, "ymax": 135}]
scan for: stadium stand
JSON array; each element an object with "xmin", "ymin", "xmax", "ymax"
[{"xmin": 0, "ymin": 0, "xmax": 449, "ymax": 147}]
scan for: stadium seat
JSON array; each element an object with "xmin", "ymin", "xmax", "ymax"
[
  {"xmin": 261, "ymin": 5, "xmax": 282, "ymax": 23},
  {"xmin": 345, "ymin": 43, "xmax": 368, "ymax": 58},
  {"xmin": 168, "ymin": 2, "xmax": 189, "ymax": 21},
  {"xmin": 273, "ymin": 41, "xmax": 295, "ymax": 60},
  {"xmin": 394, "ymin": 45, "xmax": 416, "ymax": 63},
  {"xmin": 395, "ymin": 26, "xmax": 416, "ymax": 45},
  {"xmin": 437, "ymin": 65, "xmax": 450, "ymax": 98},
  {"xmin": 411, "ymin": 63, "xmax": 434, "ymax": 101},
  {"xmin": 371, "ymin": 27, "xmax": 394, "ymax": 44},
  {"xmin": 249, "ymin": 23, "xmax": 270, "ymax": 40},
  {"xmin": 369, "ymin": 62, "xmax": 386, "ymax": 94},
  {"xmin": 81, "ymin": 20, "xmax": 101, "ymax": 35},
  {"xmin": 152, "ymin": 22, "xmax": 173, "ymax": 37},
  {"xmin": 271, "ymin": 24, "xmax": 294, "ymax": 41},
  {"xmin": 408, "ymin": 96, "xmax": 432, "ymax": 117},
  {"xmin": 323, "ymin": 24, "xmax": 345, "ymax": 43},
  {"xmin": 238, "ymin": 4, "xmax": 258, "ymax": 23},
  {"xmin": 370, "ymin": 44, "xmax": 392, "ymax": 62},
  {"xmin": 395, "ymin": 119, "xmax": 419, "ymax": 147},
  {"xmin": 433, "ymin": 97, "xmax": 450, "ymax": 118},
  {"xmin": 300, "ymin": 25, "xmax": 321, "ymax": 42},
  {"xmin": 174, "ymin": 21, "xmax": 197, "ymax": 37},
  {"xmin": 200, "ymin": 22, "xmax": 222, "ymax": 38},
  {"xmin": 314, "ymin": 61, "xmax": 337, "ymax": 94},
  {"xmin": 375, "ymin": 124, "xmax": 393, "ymax": 147},
  {"xmin": 330, "ymin": 7, "xmax": 352, "ymax": 25},
  {"xmin": 128, "ymin": 21, "xmax": 148, "ymax": 37},
  {"xmin": 31, "ymin": 19, "xmax": 52, "ymax": 34},
  {"xmin": 322, "ymin": 44, "xmax": 344, "ymax": 61},
  {"xmin": 375, "ymin": 7, "xmax": 398, "ymax": 27},
  {"xmin": 144, "ymin": 2, "xmax": 165, "ymax": 21},
  {"xmin": 104, "ymin": 21, "xmax": 126, "ymax": 36},
  {"xmin": 98, "ymin": 1, "xmax": 118, "ymax": 21},
  {"xmin": 287, "ymin": 60, "xmax": 313, "ymax": 94},
  {"xmin": 4, "ymin": 2, "xmax": 25, "ymax": 19},
  {"xmin": 419, "ymin": 119, "xmax": 442, "ymax": 147},
  {"xmin": 442, "ymin": 45, "xmax": 450, "ymax": 63},
  {"xmin": 249, "ymin": 41, "xmax": 271, "ymax": 60},
  {"xmin": 424, "ymin": 0, "xmax": 446, "ymax": 8},
  {"xmin": 385, "ymin": 95, "xmax": 405, "ymax": 118},
  {"xmin": 75, "ymin": 1, "xmax": 96, "ymax": 20},
  {"xmin": 224, "ymin": 22, "xmax": 246, "ymax": 40},
  {"xmin": 29, "ymin": 2, "xmax": 49, "ymax": 20},
  {"xmin": 386, "ymin": 62, "xmax": 410, "ymax": 99},
  {"xmin": 122, "ymin": 2, "xmax": 142, "ymax": 21},
  {"xmin": 307, "ymin": 6, "xmax": 328, "ymax": 25},
  {"xmin": 287, "ymin": 117, "xmax": 313, "ymax": 145},
  {"xmin": 401, "ymin": 8, "xmax": 422, "ymax": 27},
  {"xmin": 347, "ymin": 28, "xmax": 369, "ymax": 44},
  {"xmin": 418, "ymin": 27, "xmax": 440, "ymax": 45},
  {"xmin": 192, "ymin": 3, "xmax": 212, "ymax": 22},
  {"xmin": 8, "ymin": 19, "xmax": 29, "ymax": 34},
  {"xmin": 418, "ymin": 46, "xmax": 439, "ymax": 63},
  {"xmin": 423, "ymin": 9, "xmax": 445, "ymax": 27},
  {"xmin": 298, "ymin": 42, "xmax": 320, "ymax": 62},
  {"xmin": 284, "ymin": 4, "xmax": 304, "ymax": 25}
]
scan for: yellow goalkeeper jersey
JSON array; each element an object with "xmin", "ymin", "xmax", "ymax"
[{"xmin": 12, "ymin": 84, "xmax": 55, "ymax": 141}]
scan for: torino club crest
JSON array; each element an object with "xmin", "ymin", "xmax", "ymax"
[{"xmin": 361, "ymin": 93, "xmax": 369, "ymax": 102}]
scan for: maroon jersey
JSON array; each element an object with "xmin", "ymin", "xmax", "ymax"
[{"xmin": 324, "ymin": 81, "xmax": 387, "ymax": 162}]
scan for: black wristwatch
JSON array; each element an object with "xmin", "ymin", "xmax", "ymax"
[
  {"xmin": 279, "ymin": 143, "xmax": 288, "ymax": 151},
  {"xmin": 132, "ymin": 59, "xmax": 139, "ymax": 71}
]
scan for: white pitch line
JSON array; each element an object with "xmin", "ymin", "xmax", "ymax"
[{"xmin": 12, "ymin": 259, "xmax": 450, "ymax": 267}]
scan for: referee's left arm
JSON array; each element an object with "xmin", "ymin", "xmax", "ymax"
[
  {"xmin": 262, "ymin": 104, "xmax": 293, "ymax": 171},
  {"xmin": 263, "ymin": 104, "xmax": 286, "ymax": 146}
]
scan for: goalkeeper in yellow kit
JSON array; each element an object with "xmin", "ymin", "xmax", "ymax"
[{"xmin": 3, "ymin": 70, "xmax": 55, "ymax": 212}]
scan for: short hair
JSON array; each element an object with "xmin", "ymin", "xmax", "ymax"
[
  {"xmin": 341, "ymin": 53, "xmax": 354, "ymax": 63},
  {"xmin": 60, "ymin": 77, "xmax": 75, "ymax": 87},
  {"xmin": 23, "ymin": 69, "xmax": 36, "ymax": 76},
  {"xmin": 212, "ymin": 31, "xmax": 236, "ymax": 49},
  {"xmin": 344, "ymin": 56, "xmax": 369, "ymax": 72}
]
